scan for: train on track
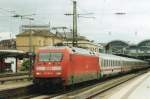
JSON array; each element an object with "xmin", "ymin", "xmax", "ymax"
[{"xmin": 32, "ymin": 46, "xmax": 149, "ymax": 86}]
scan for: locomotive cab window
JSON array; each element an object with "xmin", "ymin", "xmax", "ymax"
[{"xmin": 39, "ymin": 52, "xmax": 63, "ymax": 62}]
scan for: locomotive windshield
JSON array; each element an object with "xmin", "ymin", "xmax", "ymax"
[{"xmin": 39, "ymin": 52, "xmax": 63, "ymax": 62}]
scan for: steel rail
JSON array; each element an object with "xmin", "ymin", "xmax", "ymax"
[
  {"xmin": 0, "ymin": 72, "xmax": 28, "ymax": 78},
  {"xmin": 0, "ymin": 75, "xmax": 32, "ymax": 84},
  {"xmin": 51, "ymin": 69, "xmax": 149, "ymax": 99}
]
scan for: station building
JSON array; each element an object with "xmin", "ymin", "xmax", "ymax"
[
  {"xmin": 16, "ymin": 30, "xmax": 63, "ymax": 52},
  {"xmin": 16, "ymin": 25, "xmax": 103, "ymax": 53},
  {"xmin": 61, "ymin": 32, "xmax": 103, "ymax": 52},
  {"xmin": 105, "ymin": 40, "xmax": 129, "ymax": 54},
  {"xmin": 105, "ymin": 39, "xmax": 150, "ymax": 60},
  {"xmin": 0, "ymin": 39, "xmax": 16, "ymax": 50}
]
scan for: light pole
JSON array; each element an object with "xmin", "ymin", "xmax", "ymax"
[
  {"xmin": 12, "ymin": 14, "xmax": 34, "ymax": 77},
  {"xmin": 65, "ymin": 1, "xmax": 95, "ymax": 47},
  {"xmin": 64, "ymin": 1, "xmax": 78, "ymax": 47},
  {"xmin": 12, "ymin": 14, "xmax": 34, "ymax": 52}
]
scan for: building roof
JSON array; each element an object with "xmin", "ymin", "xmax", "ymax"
[
  {"xmin": 0, "ymin": 39, "xmax": 16, "ymax": 43},
  {"xmin": 58, "ymin": 32, "xmax": 89, "ymax": 41},
  {"xmin": 16, "ymin": 30, "xmax": 62, "ymax": 38},
  {"xmin": 21, "ymin": 25, "xmax": 50, "ymax": 32}
]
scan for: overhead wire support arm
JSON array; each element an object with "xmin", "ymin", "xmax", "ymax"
[
  {"xmin": 64, "ymin": 1, "xmax": 95, "ymax": 47},
  {"xmin": 64, "ymin": 1, "xmax": 78, "ymax": 47}
]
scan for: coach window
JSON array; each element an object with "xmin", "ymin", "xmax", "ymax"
[
  {"xmin": 103, "ymin": 60, "xmax": 105, "ymax": 67},
  {"xmin": 106, "ymin": 60, "xmax": 108, "ymax": 67},
  {"xmin": 114, "ymin": 60, "xmax": 115, "ymax": 66},
  {"xmin": 105, "ymin": 60, "xmax": 107, "ymax": 67},
  {"xmin": 120, "ymin": 61, "xmax": 121, "ymax": 66},
  {"xmin": 103, "ymin": 59, "xmax": 105, "ymax": 67},
  {"xmin": 116, "ymin": 61, "xmax": 118, "ymax": 66},
  {"xmin": 124, "ymin": 61, "xmax": 125, "ymax": 66},
  {"xmin": 123, "ymin": 61, "xmax": 125, "ymax": 66},
  {"xmin": 101, "ymin": 59, "xmax": 103, "ymax": 67},
  {"xmin": 110, "ymin": 60, "xmax": 112, "ymax": 66},
  {"xmin": 103, "ymin": 60, "xmax": 104, "ymax": 67},
  {"xmin": 113, "ymin": 60, "xmax": 114, "ymax": 67}
]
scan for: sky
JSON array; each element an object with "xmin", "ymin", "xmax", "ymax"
[{"xmin": 0, "ymin": 0, "xmax": 150, "ymax": 44}]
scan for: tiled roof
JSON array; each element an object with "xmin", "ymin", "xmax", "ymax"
[
  {"xmin": 16, "ymin": 30, "xmax": 61, "ymax": 38},
  {"xmin": 57, "ymin": 32, "xmax": 89, "ymax": 41}
]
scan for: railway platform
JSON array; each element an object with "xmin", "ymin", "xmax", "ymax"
[{"xmin": 95, "ymin": 71, "xmax": 150, "ymax": 99}]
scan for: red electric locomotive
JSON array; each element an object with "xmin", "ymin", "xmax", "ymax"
[
  {"xmin": 33, "ymin": 46, "xmax": 100, "ymax": 86},
  {"xmin": 33, "ymin": 46, "xmax": 149, "ymax": 87}
]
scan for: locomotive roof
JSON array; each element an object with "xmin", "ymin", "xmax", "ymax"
[
  {"xmin": 71, "ymin": 47, "xmax": 97, "ymax": 56},
  {"xmin": 39, "ymin": 46, "xmax": 97, "ymax": 56}
]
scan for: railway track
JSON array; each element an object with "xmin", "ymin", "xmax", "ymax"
[
  {"xmin": 0, "ymin": 69, "xmax": 149, "ymax": 99},
  {"xmin": 0, "ymin": 75, "xmax": 32, "ymax": 84},
  {"xmin": 0, "ymin": 72, "xmax": 32, "ymax": 84},
  {"xmin": 0, "ymin": 72, "xmax": 28, "ymax": 78},
  {"xmin": 51, "ymin": 69, "xmax": 149, "ymax": 99}
]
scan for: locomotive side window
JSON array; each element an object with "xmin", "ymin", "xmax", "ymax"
[{"xmin": 39, "ymin": 52, "xmax": 63, "ymax": 62}]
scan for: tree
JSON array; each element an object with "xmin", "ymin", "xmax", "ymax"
[{"xmin": 20, "ymin": 59, "xmax": 30, "ymax": 71}]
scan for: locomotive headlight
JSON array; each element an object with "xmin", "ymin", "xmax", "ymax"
[
  {"xmin": 36, "ymin": 66, "xmax": 62, "ymax": 71},
  {"xmin": 36, "ymin": 67, "xmax": 45, "ymax": 71},
  {"xmin": 51, "ymin": 66, "xmax": 62, "ymax": 71}
]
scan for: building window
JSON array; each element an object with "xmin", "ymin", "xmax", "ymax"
[{"xmin": 39, "ymin": 40, "xmax": 41, "ymax": 46}]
